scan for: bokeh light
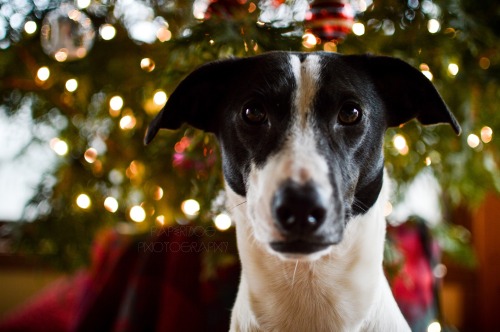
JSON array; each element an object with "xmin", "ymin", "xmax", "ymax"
[
  {"xmin": 65, "ymin": 78, "xmax": 78, "ymax": 92},
  {"xmin": 153, "ymin": 90, "xmax": 167, "ymax": 106},
  {"xmin": 104, "ymin": 197, "xmax": 119, "ymax": 213},
  {"xmin": 100, "ymin": 24, "xmax": 116, "ymax": 40},
  {"xmin": 352, "ymin": 22, "xmax": 365, "ymax": 36},
  {"xmin": 76, "ymin": 194, "xmax": 91, "ymax": 209},
  {"xmin": 24, "ymin": 21, "xmax": 37, "ymax": 34},
  {"xmin": 50, "ymin": 138, "xmax": 69, "ymax": 156},
  {"xmin": 110, "ymin": 96, "xmax": 124, "ymax": 111},
  {"xmin": 427, "ymin": 19, "xmax": 440, "ymax": 33},
  {"xmin": 393, "ymin": 134, "xmax": 409, "ymax": 155},
  {"xmin": 214, "ymin": 213, "xmax": 232, "ymax": 231},
  {"xmin": 181, "ymin": 199, "xmax": 200, "ymax": 217},
  {"xmin": 37, "ymin": 66, "xmax": 50, "ymax": 81},
  {"xmin": 467, "ymin": 134, "xmax": 480, "ymax": 148},
  {"xmin": 130, "ymin": 205, "xmax": 146, "ymax": 222},
  {"xmin": 481, "ymin": 126, "xmax": 493, "ymax": 143}
]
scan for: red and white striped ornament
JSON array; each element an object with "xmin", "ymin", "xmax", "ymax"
[{"xmin": 305, "ymin": 0, "xmax": 355, "ymax": 41}]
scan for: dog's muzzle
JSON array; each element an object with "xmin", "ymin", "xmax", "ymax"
[{"xmin": 270, "ymin": 180, "xmax": 341, "ymax": 255}]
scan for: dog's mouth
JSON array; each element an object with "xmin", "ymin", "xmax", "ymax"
[{"xmin": 270, "ymin": 240, "xmax": 332, "ymax": 255}]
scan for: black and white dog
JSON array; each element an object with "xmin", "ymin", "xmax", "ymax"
[{"xmin": 145, "ymin": 52, "xmax": 460, "ymax": 331}]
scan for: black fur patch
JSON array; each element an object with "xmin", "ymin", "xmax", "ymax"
[{"xmin": 146, "ymin": 51, "xmax": 460, "ymax": 218}]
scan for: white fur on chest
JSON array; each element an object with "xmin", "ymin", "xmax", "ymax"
[{"xmin": 227, "ymin": 178, "xmax": 409, "ymax": 332}]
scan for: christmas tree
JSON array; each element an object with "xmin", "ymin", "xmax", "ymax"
[{"xmin": 0, "ymin": 0, "xmax": 496, "ymax": 273}]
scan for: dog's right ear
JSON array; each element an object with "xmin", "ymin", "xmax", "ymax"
[
  {"xmin": 344, "ymin": 55, "xmax": 461, "ymax": 135},
  {"xmin": 144, "ymin": 59, "xmax": 238, "ymax": 145}
]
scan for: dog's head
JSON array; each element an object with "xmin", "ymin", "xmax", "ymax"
[{"xmin": 145, "ymin": 52, "xmax": 460, "ymax": 259}]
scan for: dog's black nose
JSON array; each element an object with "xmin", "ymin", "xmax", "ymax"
[{"xmin": 272, "ymin": 181, "xmax": 327, "ymax": 236}]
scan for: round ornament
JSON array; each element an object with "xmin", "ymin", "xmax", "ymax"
[
  {"xmin": 40, "ymin": 3, "xmax": 95, "ymax": 62},
  {"xmin": 305, "ymin": 0, "xmax": 355, "ymax": 41}
]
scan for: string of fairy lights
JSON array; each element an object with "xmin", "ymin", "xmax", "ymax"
[{"xmin": 15, "ymin": 0, "xmax": 495, "ymax": 235}]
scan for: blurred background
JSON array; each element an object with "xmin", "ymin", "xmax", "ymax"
[{"xmin": 0, "ymin": 0, "xmax": 498, "ymax": 331}]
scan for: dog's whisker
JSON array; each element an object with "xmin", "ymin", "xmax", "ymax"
[
  {"xmin": 352, "ymin": 199, "xmax": 368, "ymax": 213},
  {"xmin": 291, "ymin": 260, "xmax": 299, "ymax": 289},
  {"xmin": 228, "ymin": 200, "xmax": 247, "ymax": 211}
]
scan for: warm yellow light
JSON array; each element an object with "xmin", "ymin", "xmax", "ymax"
[
  {"xmin": 119, "ymin": 114, "xmax": 137, "ymax": 130},
  {"xmin": 467, "ymin": 134, "xmax": 480, "ymax": 148},
  {"xmin": 156, "ymin": 215, "xmax": 165, "ymax": 225},
  {"xmin": 481, "ymin": 126, "xmax": 493, "ymax": 143},
  {"xmin": 214, "ymin": 213, "xmax": 232, "ymax": 231},
  {"xmin": 126, "ymin": 160, "xmax": 142, "ymax": 179},
  {"xmin": 130, "ymin": 205, "xmax": 146, "ymax": 222},
  {"xmin": 419, "ymin": 64, "xmax": 433, "ymax": 80},
  {"xmin": 77, "ymin": 0, "xmax": 91, "ymax": 9},
  {"xmin": 37, "ymin": 66, "xmax": 50, "ymax": 81},
  {"xmin": 76, "ymin": 47, "xmax": 87, "ymax": 59},
  {"xmin": 68, "ymin": 9, "xmax": 82, "ymax": 21},
  {"xmin": 153, "ymin": 186, "xmax": 164, "ymax": 200},
  {"xmin": 393, "ymin": 134, "xmax": 409, "ymax": 155},
  {"xmin": 420, "ymin": 63, "xmax": 430, "ymax": 71},
  {"xmin": 156, "ymin": 27, "xmax": 172, "ymax": 42},
  {"xmin": 425, "ymin": 157, "xmax": 432, "ymax": 166},
  {"xmin": 181, "ymin": 199, "xmax": 200, "ymax": 217},
  {"xmin": 109, "ymin": 96, "xmax": 124, "ymax": 111},
  {"xmin": 323, "ymin": 42, "xmax": 337, "ymax": 53},
  {"xmin": 140, "ymin": 58, "xmax": 155, "ymax": 72},
  {"xmin": 153, "ymin": 90, "xmax": 167, "ymax": 106},
  {"xmin": 104, "ymin": 196, "xmax": 119, "ymax": 213},
  {"xmin": 50, "ymin": 138, "xmax": 69, "ymax": 156},
  {"xmin": 24, "ymin": 21, "xmax": 37, "ymax": 34},
  {"xmin": 447, "ymin": 63, "xmax": 459, "ymax": 76},
  {"xmin": 76, "ymin": 194, "xmax": 91, "ymax": 209},
  {"xmin": 427, "ymin": 321, "xmax": 441, "ymax": 332},
  {"xmin": 421, "ymin": 70, "xmax": 433, "ymax": 81},
  {"xmin": 65, "ymin": 78, "xmax": 78, "ymax": 92},
  {"xmin": 352, "ymin": 22, "xmax": 365, "ymax": 36},
  {"xmin": 100, "ymin": 24, "xmax": 116, "ymax": 40},
  {"xmin": 84, "ymin": 147, "xmax": 98, "ymax": 163},
  {"xmin": 302, "ymin": 33, "xmax": 317, "ymax": 49},
  {"xmin": 427, "ymin": 19, "xmax": 440, "ymax": 33},
  {"xmin": 54, "ymin": 49, "xmax": 68, "ymax": 62}
]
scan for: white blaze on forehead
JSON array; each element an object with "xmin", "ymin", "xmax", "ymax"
[
  {"xmin": 244, "ymin": 54, "xmax": 334, "ymax": 247},
  {"xmin": 289, "ymin": 54, "xmax": 322, "ymax": 124},
  {"xmin": 285, "ymin": 53, "xmax": 328, "ymax": 185}
]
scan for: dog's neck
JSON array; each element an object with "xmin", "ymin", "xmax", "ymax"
[{"xmin": 227, "ymin": 177, "xmax": 408, "ymax": 331}]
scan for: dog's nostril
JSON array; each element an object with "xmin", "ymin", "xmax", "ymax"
[
  {"xmin": 272, "ymin": 181, "xmax": 327, "ymax": 235},
  {"xmin": 276, "ymin": 206, "xmax": 297, "ymax": 226},
  {"xmin": 308, "ymin": 208, "xmax": 326, "ymax": 226}
]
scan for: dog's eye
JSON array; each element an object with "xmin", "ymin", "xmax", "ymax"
[
  {"xmin": 242, "ymin": 106, "xmax": 268, "ymax": 125},
  {"xmin": 338, "ymin": 103, "xmax": 361, "ymax": 125}
]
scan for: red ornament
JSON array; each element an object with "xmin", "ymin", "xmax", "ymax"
[{"xmin": 305, "ymin": 0, "xmax": 355, "ymax": 41}]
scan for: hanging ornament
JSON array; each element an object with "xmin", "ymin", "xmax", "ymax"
[
  {"xmin": 304, "ymin": 0, "xmax": 355, "ymax": 41},
  {"xmin": 40, "ymin": 3, "xmax": 95, "ymax": 62}
]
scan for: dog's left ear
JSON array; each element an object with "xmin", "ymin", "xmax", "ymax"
[
  {"xmin": 144, "ymin": 59, "xmax": 238, "ymax": 144},
  {"xmin": 345, "ymin": 55, "xmax": 461, "ymax": 135}
]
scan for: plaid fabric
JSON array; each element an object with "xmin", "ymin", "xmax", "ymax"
[
  {"xmin": 387, "ymin": 219, "xmax": 441, "ymax": 332},
  {"xmin": 0, "ymin": 226, "xmax": 238, "ymax": 332}
]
